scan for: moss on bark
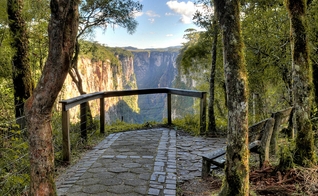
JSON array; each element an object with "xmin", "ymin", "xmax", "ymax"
[
  {"xmin": 214, "ymin": 0, "xmax": 250, "ymax": 195},
  {"xmin": 286, "ymin": 0, "xmax": 316, "ymax": 167}
]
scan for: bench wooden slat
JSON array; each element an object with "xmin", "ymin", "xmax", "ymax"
[
  {"xmin": 202, "ymin": 147, "xmax": 226, "ymax": 160},
  {"xmin": 270, "ymin": 107, "xmax": 293, "ymax": 154},
  {"xmin": 201, "ymin": 140, "xmax": 261, "ymax": 178}
]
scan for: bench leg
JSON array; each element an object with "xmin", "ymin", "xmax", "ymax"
[{"xmin": 201, "ymin": 158, "xmax": 211, "ymax": 179}]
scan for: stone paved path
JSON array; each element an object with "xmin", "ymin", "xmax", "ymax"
[{"xmin": 56, "ymin": 128, "xmax": 226, "ymax": 195}]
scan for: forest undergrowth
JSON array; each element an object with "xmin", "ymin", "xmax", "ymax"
[{"xmin": 178, "ymin": 154, "xmax": 318, "ymax": 196}]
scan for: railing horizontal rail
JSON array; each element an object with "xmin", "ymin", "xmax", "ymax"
[
  {"xmin": 59, "ymin": 87, "xmax": 207, "ymax": 163},
  {"xmin": 60, "ymin": 88, "xmax": 205, "ymax": 111}
]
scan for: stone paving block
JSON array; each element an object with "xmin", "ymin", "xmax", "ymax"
[
  {"xmin": 134, "ymin": 186, "xmax": 148, "ymax": 195},
  {"xmin": 81, "ymin": 184, "xmax": 107, "ymax": 194},
  {"xmin": 138, "ymin": 173, "xmax": 151, "ymax": 180},
  {"xmin": 66, "ymin": 185, "xmax": 82, "ymax": 193},
  {"xmin": 106, "ymin": 184, "xmax": 134, "ymax": 194},
  {"xmin": 116, "ymin": 155, "xmax": 128, "ymax": 159},
  {"xmin": 75, "ymin": 177, "xmax": 100, "ymax": 186},
  {"xmin": 149, "ymin": 183, "xmax": 164, "ymax": 189},
  {"xmin": 164, "ymin": 189, "xmax": 176, "ymax": 195},
  {"xmin": 101, "ymin": 155, "xmax": 114, "ymax": 159},
  {"xmin": 166, "ymin": 183, "xmax": 176, "ymax": 189},
  {"xmin": 123, "ymin": 162, "xmax": 141, "ymax": 168},
  {"xmin": 150, "ymin": 173, "xmax": 157, "ymax": 181},
  {"xmin": 148, "ymin": 188, "xmax": 160, "ymax": 195},
  {"xmin": 142, "ymin": 155, "xmax": 154, "ymax": 159},
  {"xmin": 124, "ymin": 178, "xmax": 148, "ymax": 186},
  {"xmin": 158, "ymin": 175, "xmax": 166, "ymax": 182},
  {"xmin": 166, "ymin": 179, "xmax": 176, "ymax": 185},
  {"xmin": 108, "ymin": 167, "xmax": 129, "ymax": 173},
  {"xmin": 130, "ymin": 155, "xmax": 141, "ymax": 159},
  {"xmin": 99, "ymin": 178, "xmax": 122, "ymax": 186},
  {"xmin": 117, "ymin": 172, "xmax": 137, "ymax": 180},
  {"xmin": 154, "ymin": 161, "xmax": 165, "ymax": 166}
]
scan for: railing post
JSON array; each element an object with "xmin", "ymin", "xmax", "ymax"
[
  {"xmin": 200, "ymin": 92, "xmax": 207, "ymax": 135},
  {"xmin": 80, "ymin": 102, "xmax": 87, "ymax": 141},
  {"xmin": 62, "ymin": 103, "xmax": 71, "ymax": 163},
  {"xmin": 100, "ymin": 98, "xmax": 105, "ymax": 134},
  {"xmin": 167, "ymin": 93, "xmax": 172, "ymax": 125}
]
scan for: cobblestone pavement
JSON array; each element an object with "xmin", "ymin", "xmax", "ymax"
[{"xmin": 56, "ymin": 128, "xmax": 226, "ymax": 195}]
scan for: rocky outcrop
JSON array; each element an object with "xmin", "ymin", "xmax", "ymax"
[
  {"xmin": 133, "ymin": 51, "xmax": 179, "ymax": 88},
  {"xmin": 58, "ymin": 47, "xmax": 195, "ymax": 124}
]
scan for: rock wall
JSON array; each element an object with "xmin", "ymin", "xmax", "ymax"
[{"xmin": 58, "ymin": 48, "xmax": 195, "ymax": 124}]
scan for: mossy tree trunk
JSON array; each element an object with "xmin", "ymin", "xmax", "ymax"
[
  {"xmin": 7, "ymin": 0, "xmax": 34, "ymax": 119},
  {"xmin": 24, "ymin": 0, "xmax": 79, "ymax": 194},
  {"xmin": 286, "ymin": 0, "xmax": 316, "ymax": 167},
  {"xmin": 207, "ymin": 15, "xmax": 218, "ymax": 136},
  {"xmin": 214, "ymin": 0, "xmax": 250, "ymax": 195}
]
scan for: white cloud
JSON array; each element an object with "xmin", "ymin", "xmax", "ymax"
[
  {"xmin": 146, "ymin": 10, "xmax": 160, "ymax": 17},
  {"xmin": 166, "ymin": 34, "xmax": 173, "ymax": 37},
  {"xmin": 166, "ymin": 0, "xmax": 203, "ymax": 24},
  {"xmin": 165, "ymin": 12, "xmax": 175, "ymax": 16},
  {"xmin": 148, "ymin": 18, "xmax": 155, "ymax": 24}
]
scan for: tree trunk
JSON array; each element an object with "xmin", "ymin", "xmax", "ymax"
[
  {"xmin": 7, "ymin": 0, "xmax": 34, "ymax": 120},
  {"xmin": 313, "ymin": 51, "xmax": 318, "ymax": 105},
  {"xmin": 286, "ymin": 0, "xmax": 316, "ymax": 166},
  {"xmin": 214, "ymin": 0, "xmax": 250, "ymax": 195},
  {"xmin": 24, "ymin": 0, "xmax": 79, "ymax": 194},
  {"xmin": 207, "ymin": 16, "xmax": 218, "ymax": 136},
  {"xmin": 69, "ymin": 40, "xmax": 93, "ymax": 132}
]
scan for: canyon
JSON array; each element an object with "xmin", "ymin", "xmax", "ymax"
[{"xmin": 59, "ymin": 47, "xmax": 195, "ymax": 124}]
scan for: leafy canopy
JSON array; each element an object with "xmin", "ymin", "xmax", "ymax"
[{"xmin": 79, "ymin": 0, "xmax": 142, "ymax": 38}]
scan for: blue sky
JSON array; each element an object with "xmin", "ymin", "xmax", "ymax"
[{"xmin": 94, "ymin": 0, "xmax": 205, "ymax": 49}]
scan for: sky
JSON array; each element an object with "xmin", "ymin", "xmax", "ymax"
[{"xmin": 94, "ymin": 0, "xmax": 205, "ymax": 49}]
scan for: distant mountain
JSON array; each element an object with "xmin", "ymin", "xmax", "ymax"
[{"xmin": 122, "ymin": 46, "xmax": 182, "ymax": 52}]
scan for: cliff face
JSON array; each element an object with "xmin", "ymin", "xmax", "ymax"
[
  {"xmin": 131, "ymin": 51, "xmax": 180, "ymax": 122},
  {"xmin": 59, "ymin": 48, "xmax": 194, "ymax": 124},
  {"xmin": 133, "ymin": 51, "xmax": 179, "ymax": 88},
  {"xmin": 59, "ymin": 55, "xmax": 136, "ymax": 122}
]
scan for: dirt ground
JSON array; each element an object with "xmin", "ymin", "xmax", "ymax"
[{"xmin": 177, "ymin": 163, "xmax": 318, "ymax": 196}]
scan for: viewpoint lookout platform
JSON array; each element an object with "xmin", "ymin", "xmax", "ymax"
[{"xmin": 56, "ymin": 128, "xmax": 226, "ymax": 196}]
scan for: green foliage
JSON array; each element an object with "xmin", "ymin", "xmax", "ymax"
[
  {"xmin": 52, "ymin": 112, "xmax": 104, "ymax": 166},
  {"xmin": 172, "ymin": 114, "xmax": 200, "ymax": 136},
  {"xmin": 107, "ymin": 46, "xmax": 134, "ymax": 59},
  {"xmin": 176, "ymin": 28, "xmax": 227, "ymax": 130},
  {"xmin": 0, "ymin": 26, "xmax": 14, "ymax": 79},
  {"xmin": 123, "ymin": 96, "xmax": 140, "ymax": 113},
  {"xmin": 79, "ymin": 40, "xmax": 121, "ymax": 66},
  {"xmin": 0, "ymin": 125, "xmax": 29, "ymax": 196},
  {"xmin": 242, "ymin": 2, "xmax": 292, "ymax": 119},
  {"xmin": 278, "ymin": 139, "xmax": 295, "ymax": 171},
  {"xmin": 105, "ymin": 119, "xmax": 155, "ymax": 133},
  {"xmin": 0, "ymin": 79, "xmax": 14, "ymax": 121},
  {"xmin": 79, "ymin": 0, "xmax": 142, "ymax": 37}
]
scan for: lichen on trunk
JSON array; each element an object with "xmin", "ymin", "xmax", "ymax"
[{"xmin": 214, "ymin": 0, "xmax": 250, "ymax": 195}]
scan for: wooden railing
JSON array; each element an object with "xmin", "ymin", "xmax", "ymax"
[{"xmin": 60, "ymin": 87, "xmax": 207, "ymax": 163}]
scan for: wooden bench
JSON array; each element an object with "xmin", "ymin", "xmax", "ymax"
[
  {"xmin": 270, "ymin": 107, "xmax": 293, "ymax": 155},
  {"xmin": 201, "ymin": 117, "xmax": 275, "ymax": 178}
]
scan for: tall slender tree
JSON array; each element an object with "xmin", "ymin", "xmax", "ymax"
[
  {"xmin": 207, "ymin": 15, "xmax": 219, "ymax": 135},
  {"xmin": 286, "ymin": 0, "xmax": 316, "ymax": 166},
  {"xmin": 7, "ymin": 0, "xmax": 34, "ymax": 120},
  {"xmin": 214, "ymin": 0, "xmax": 250, "ymax": 195},
  {"xmin": 24, "ymin": 0, "xmax": 79, "ymax": 194}
]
